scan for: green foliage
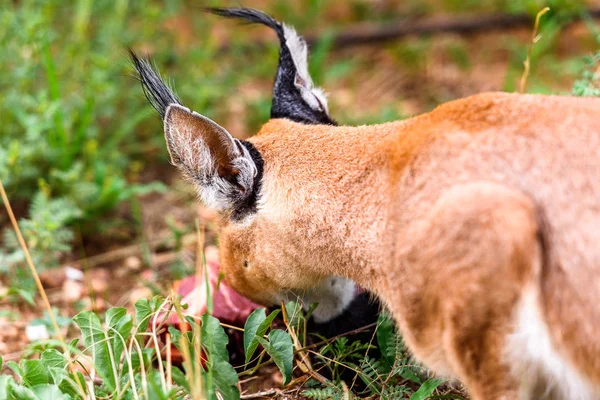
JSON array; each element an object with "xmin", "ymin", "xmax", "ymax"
[
  {"xmin": 306, "ymin": 310, "xmax": 455, "ymax": 399},
  {"xmin": 243, "ymin": 308, "xmax": 294, "ymax": 385},
  {"xmin": 1, "ymin": 296, "xmax": 248, "ymax": 399},
  {"xmin": 303, "ymin": 382, "xmax": 347, "ymax": 400},
  {"xmin": 256, "ymin": 330, "xmax": 294, "ymax": 385},
  {"xmin": 243, "ymin": 308, "xmax": 281, "ymax": 363},
  {"xmin": 0, "ymin": 0, "xmax": 170, "ymax": 274},
  {"xmin": 572, "ymin": 51, "xmax": 600, "ymax": 96},
  {"xmin": 1, "ymin": 193, "xmax": 81, "ymax": 272}
]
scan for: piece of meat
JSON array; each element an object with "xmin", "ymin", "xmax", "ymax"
[
  {"xmin": 169, "ymin": 259, "xmax": 262, "ymax": 327},
  {"xmin": 154, "ymin": 253, "xmax": 262, "ymax": 365}
]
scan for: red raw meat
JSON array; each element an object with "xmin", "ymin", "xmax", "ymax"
[
  {"xmin": 154, "ymin": 253, "xmax": 262, "ymax": 365},
  {"xmin": 170, "ymin": 259, "xmax": 262, "ymax": 326}
]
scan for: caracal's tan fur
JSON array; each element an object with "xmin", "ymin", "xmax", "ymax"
[{"xmin": 215, "ymin": 92, "xmax": 600, "ymax": 399}]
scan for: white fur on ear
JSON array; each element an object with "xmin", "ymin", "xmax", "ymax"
[
  {"xmin": 282, "ymin": 24, "xmax": 330, "ymax": 115},
  {"xmin": 164, "ymin": 104, "xmax": 257, "ymax": 212}
]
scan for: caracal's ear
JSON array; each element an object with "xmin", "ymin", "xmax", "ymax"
[
  {"xmin": 207, "ymin": 7, "xmax": 337, "ymax": 126},
  {"xmin": 130, "ymin": 50, "xmax": 259, "ymax": 216}
]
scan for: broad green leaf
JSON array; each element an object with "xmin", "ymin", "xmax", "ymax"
[
  {"xmin": 134, "ymin": 298, "xmax": 152, "ymax": 332},
  {"xmin": 201, "ymin": 314, "xmax": 239, "ymax": 398},
  {"xmin": 243, "ymin": 308, "xmax": 280, "ymax": 364},
  {"xmin": 31, "ymin": 384, "xmax": 67, "ymax": 400},
  {"xmin": 170, "ymin": 366, "xmax": 190, "ymax": 393},
  {"xmin": 258, "ymin": 329, "xmax": 294, "ymax": 385},
  {"xmin": 410, "ymin": 378, "xmax": 444, "ymax": 400},
  {"xmin": 167, "ymin": 326, "xmax": 182, "ymax": 350},
  {"xmin": 106, "ymin": 307, "xmax": 133, "ymax": 365},
  {"xmin": 46, "ymin": 368, "xmax": 67, "ymax": 388},
  {"xmin": 147, "ymin": 371, "xmax": 170, "ymax": 400},
  {"xmin": 400, "ymin": 367, "xmax": 422, "ymax": 384},
  {"xmin": 211, "ymin": 359, "xmax": 240, "ymax": 400},
  {"xmin": 0, "ymin": 376, "xmax": 12, "ymax": 400},
  {"xmin": 6, "ymin": 380, "xmax": 37, "ymax": 400},
  {"xmin": 201, "ymin": 314, "xmax": 229, "ymax": 362},
  {"xmin": 59, "ymin": 371, "xmax": 86, "ymax": 398},
  {"xmin": 23, "ymin": 360, "xmax": 50, "ymax": 387},
  {"xmin": 243, "ymin": 309, "xmax": 266, "ymax": 363},
  {"xmin": 73, "ymin": 310, "xmax": 117, "ymax": 391},
  {"xmin": 6, "ymin": 361, "xmax": 22, "ymax": 377},
  {"xmin": 41, "ymin": 350, "xmax": 65, "ymax": 370}
]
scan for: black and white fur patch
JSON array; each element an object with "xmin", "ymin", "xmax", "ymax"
[
  {"xmin": 207, "ymin": 7, "xmax": 337, "ymax": 126},
  {"xmin": 130, "ymin": 50, "xmax": 263, "ymax": 221}
]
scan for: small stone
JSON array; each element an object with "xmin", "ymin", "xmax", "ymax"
[
  {"xmin": 62, "ymin": 279, "xmax": 84, "ymax": 303},
  {"xmin": 88, "ymin": 269, "xmax": 110, "ymax": 292},
  {"xmin": 125, "ymin": 256, "xmax": 142, "ymax": 272},
  {"xmin": 64, "ymin": 266, "xmax": 84, "ymax": 281},
  {"xmin": 40, "ymin": 268, "xmax": 66, "ymax": 288},
  {"xmin": 26, "ymin": 324, "xmax": 49, "ymax": 341},
  {"xmin": 129, "ymin": 287, "xmax": 153, "ymax": 305},
  {"xmin": 90, "ymin": 277, "xmax": 108, "ymax": 293}
]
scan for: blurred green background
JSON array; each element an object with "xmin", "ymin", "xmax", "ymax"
[{"xmin": 1, "ymin": 0, "xmax": 599, "ymax": 286}]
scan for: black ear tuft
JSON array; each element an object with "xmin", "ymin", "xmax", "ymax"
[
  {"xmin": 129, "ymin": 49, "xmax": 180, "ymax": 119},
  {"xmin": 207, "ymin": 8, "xmax": 337, "ymax": 126}
]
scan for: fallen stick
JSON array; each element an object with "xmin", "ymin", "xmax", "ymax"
[
  {"xmin": 63, "ymin": 232, "xmax": 198, "ymax": 269},
  {"xmin": 306, "ymin": 11, "xmax": 600, "ymax": 48},
  {"xmin": 218, "ymin": 9, "xmax": 600, "ymax": 51}
]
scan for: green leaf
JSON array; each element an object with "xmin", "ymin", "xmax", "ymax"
[
  {"xmin": 243, "ymin": 308, "xmax": 280, "ymax": 364},
  {"xmin": 59, "ymin": 371, "xmax": 85, "ymax": 398},
  {"xmin": 376, "ymin": 311, "xmax": 397, "ymax": 370},
  {"xmin": 32, "ymin": 384, "xmax": 68, "ymax": 399},
  {"xmin": 410, "ymin": 378, "xmax": 444, "ymax": 400},
  {"xmin": 6, "ymin": 361, "xmax": 22, "ymax": 377},
  {"xmin": 17, "ymin": 289, "xmax": 35, "ymax": 306},
  {"xmin": 41, "ymin": 350, "xmax": 65, "ymax": 370},
  {"xmin": 46, "ymin": 368, "xmax": 67, "ymax": 388},
  {"xmin": 201, "ymin": 314, "xmax": 229, "ymax": 362},
  {"xmin": 258, "ymin": 329, "xmax": 294, "ymax": 385},
  {"xmin": 0, "ymin": 376, "xmax": 12, "ymax": 400},
  {"xmin": 167, "ymin": 326, "xmax": 182, "ymax": 349},
  {"xmin": 284, "ymin": 301, "xmax": 304, "ymax": 330},
  {"xmin": 170, "ymin": 366, "xmax": 190, "ymax": 393},
  {"xmin": 106, "ymin": 307, "xmax": 133, "ymax": 364},
  {"xmin": 6, "ymin": 380, "xmax": 37, "ymax": 400},
  {"xmin": 400, "ymin": 367, "xmax": 422, "ymax": 384},
  {"xmin": 23, "ymin": 360, "xmax": 50, "ymax": 387},
  {"xmin": 134, "ymin": 298, "xmax": 153, "ymax": 332},
  {"xmin": 211, "ymin": 359, "xmax": 240, "ymax": 400},
  {"xmin": 201, "ymin": 314, "xmax": 239, "ymax": 399},
  {"xmin": 73, "ymin": 310, "xmax": 117, "ymax": 391}
]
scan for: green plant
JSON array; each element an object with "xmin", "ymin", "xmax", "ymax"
[
  {"xmin": 305, "ymin": 310, "xmax": 464, "ymax": 399},
  {"xmin": 572, "ymin": 51, "xmax": 600, "ymax": 96},
  {"xmin": 0, "ymin": 1, "xmax": 174, "ymax": 274}
]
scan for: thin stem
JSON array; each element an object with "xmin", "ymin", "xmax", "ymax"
[{"xmin": 0, "ymin": 180, "xmax": 63, "ymax": 341}]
